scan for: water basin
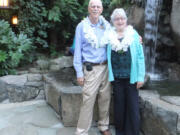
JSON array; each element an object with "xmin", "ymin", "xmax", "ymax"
[{"xmin": 144, "ymin": 79, "xmax": 180, "ymax": 96}]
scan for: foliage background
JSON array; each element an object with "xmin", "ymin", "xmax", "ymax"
[
  {"xmin": 0, "ymin": 0, "xmax": 132, "ymax": 76},
  {"xmin": 0, "ymin": 20, "xmax": 32, "ymax": 75}
]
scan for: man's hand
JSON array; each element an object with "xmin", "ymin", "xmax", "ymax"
[
  {"xmin": 77, "ymin": 77, "xmax": 84, "ymax": 86},
  {"xmin": 137, "ymin": 82, "xmax": 144, "ymax": 89},
  {"xmin": 139, "ymin": 36, "xmax": 143, "ymax": 44}
]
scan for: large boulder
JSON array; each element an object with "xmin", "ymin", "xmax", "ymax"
[
  {"xmin": 157, "ymin": 62, "xmax": 180, "ymax": 81},
  {"xmin": 128, "ymin": 5, "xmax": 145, "ymax": 31},
  {"xmin": 36, "ymin": 59, "xmax": 50, "ymax": 71},
  {"xmin": 49, "ymin": 56, "xmax": 73, "ymax": 71},
  {"xmin": 170, "ymin": 0, "xmax": 180, "ymax": 62},
  {"xmin": 161, "ymin": 96, "xmax": 180, "ymax": 106},
  {"xmin": 167, "ymin": 63, "xmax": 180, "ymax": 81},
  {"xmin": 140, "ymin": 90, "xmax": 180, "ymax": 135}
]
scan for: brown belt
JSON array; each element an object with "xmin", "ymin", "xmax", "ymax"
[{"xmin": 84, "ymin": 61, "xmax": 107, "ymax": 66}]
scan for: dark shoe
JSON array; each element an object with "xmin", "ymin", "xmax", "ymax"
[{"xmin": 100, "ymin": 129, "xmax": 112, "ymax": 135}]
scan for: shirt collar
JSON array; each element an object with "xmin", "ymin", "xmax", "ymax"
[{"xmin": 87, "ymin": 16, "xmax": 101, "ymax": 27}]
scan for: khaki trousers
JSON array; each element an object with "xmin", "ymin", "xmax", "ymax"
[{"xmin": 75, "ymin": 64, "xmax": 111, "ymax": 135}]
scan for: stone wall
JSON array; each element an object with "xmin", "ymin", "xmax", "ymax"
[
  {"xmin": 0, "ymin": 56, "xmax": 73, "ymax": 103},
  {"xmin": 0, "ymin": 74, "xmax": 44, "ymax": 102}
]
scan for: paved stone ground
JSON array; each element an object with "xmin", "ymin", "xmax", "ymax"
[{"xmin": 0, "ymin": 100, "xmax": 115, "ymax": 135}]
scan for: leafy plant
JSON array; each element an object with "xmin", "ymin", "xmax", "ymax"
[
  {"xmin": 47, "ymin": 0, "xmax": 112, "ymax": 51},
  {"xmin": 47, "ymin": 0, "xmax": 86, "ymax": 49},
  {"xmin": 0, "ymin": 20, "xmax": 32, "ymax": 76},
  {"xmin": 0, "ymin": 0, "xmax": 135, "ymax": 75},
  {"xmin": 12, "ymin": 0, "xmax": 49, "ymax": 48},
  {"xmin": 1, "ymin": 0, "xmax": 130, "ymax": 59}
]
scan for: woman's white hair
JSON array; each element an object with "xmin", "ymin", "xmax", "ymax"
[{"xmin": 111, "ymin": 8, "xmax": 127, "ymax": 22}]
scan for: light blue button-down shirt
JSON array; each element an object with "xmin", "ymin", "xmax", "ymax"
[{"xmin": 73, "ymin": 17, "xmax": 108, "ymax": 78}]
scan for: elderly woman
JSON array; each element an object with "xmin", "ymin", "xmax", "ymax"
[{"xmin": 107, "ymin": 8, "xmax": 145, "ymax": 135}]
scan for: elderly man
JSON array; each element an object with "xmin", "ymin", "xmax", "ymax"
[{"xmin": 73, "ymin": 0, "xmax": 112, "ymax": 135}]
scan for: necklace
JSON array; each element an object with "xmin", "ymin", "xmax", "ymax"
[
  {"xmin": 109, "ymin": 25, "xmax": 135, "ymax": 53},
  {"xmin": 82, "ymin": 16, "xmax": 111, "ymax": 49}
]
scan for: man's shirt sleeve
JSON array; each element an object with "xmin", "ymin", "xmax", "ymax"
[{"xmin": 73, "ymin": 23, "xmax": 84, "ymax": 78}]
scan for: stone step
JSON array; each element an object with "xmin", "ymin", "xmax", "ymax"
[
  {"xmin": 0, "ymin": 100, "xmax": 115, "ymax": 135},
  {"xmin": 0, "ymin": 100, "xmax": 62, "ymax": 135},
  {"xmin": 43, "ymin": 70, "xmax": 114, "ymax": 127}
]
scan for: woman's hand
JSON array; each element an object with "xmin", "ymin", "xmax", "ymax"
[
  {"xmin": 77, "ymin": 77, "xmax": 84, "ymax": 86},
  {"xmin": 137, "ymin": 82, "xmax": 144, "ymax": 89}
]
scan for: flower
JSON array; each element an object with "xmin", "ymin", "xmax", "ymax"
[
  {"xmin": 109, "ymin": 25, "xmax": 135, "ymax": 53},
  {"xmin": 82, "ymin": 16, "xmax": 111, "ymax": 49}
]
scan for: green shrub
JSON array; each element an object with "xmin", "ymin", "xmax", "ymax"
[
  {"xmin": 0, "ymin": 0, "xmax": 121, "ymax": 58},
  {"xmin": 46, "ymin": 0, "xmax": 88, "ymax": 50},
  {"xmin": 12, "ymin": 0, "xmax": 49, "ymax": 49},
  {"xmin": 47, "ymin": 0, "xmax": 112, "ymax": 50},
  {"xmin": 0, "ymin": 20, "xmax": 32, "ymax": 76},
  {"xmin": 109, "ymin": 0, "xmax": 132, "ymax": 9}
]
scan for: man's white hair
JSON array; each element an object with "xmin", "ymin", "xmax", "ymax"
[
  {"xmin": 88, "ymin": 0, "xmax": 103, "ymax": 7},
  {"xmin": 111, "ymin": 8, "xmax": 127, "ymax": 22}
]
